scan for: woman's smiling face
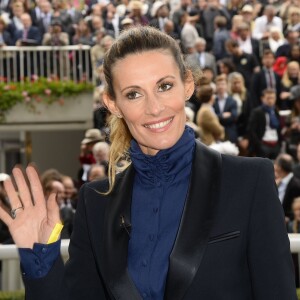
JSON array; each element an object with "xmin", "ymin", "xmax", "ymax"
[{"xmin": 104, "ymin": 50, "xmax": 194, "ymax": 156}]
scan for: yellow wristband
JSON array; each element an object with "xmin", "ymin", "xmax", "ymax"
[{"xmin": 47, "ymin": 223, "xmax": 64, "ymax": 244}]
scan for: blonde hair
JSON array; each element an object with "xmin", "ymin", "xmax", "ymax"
[
  {"xmin": 227, "ymin": 72, "xmax": 247, "ymax": 101},
  {"xmin": 281, "ymin": 61, "xmax": 300, "ymax": 88},
  {"xmin": 288, "ymin": 6, "xmax": 300, "ymax": 25},
  {"xmin": 105, "ymin": 115, "xmax": 132, "ymax": 193}
]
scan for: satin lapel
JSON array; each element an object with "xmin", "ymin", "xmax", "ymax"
[
  {"xmin": 213, "ymin": 100, "xmax": 220, "ymax": 115},
  {"xmin": 223, "ymin": 96, "xmax": 230, "ymax": 112},
  {"xmin": 95, "ymin": 165, "xmax": 142, "ymax": 300},
  {"xmin": 164, "ymin": 141, "xmax": 222, "ymax": 300}
]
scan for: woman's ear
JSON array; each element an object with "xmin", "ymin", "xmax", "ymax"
[
  {"xmin": 185, "ymin": 70, "xmax": 195, "ymax": 100},
  {"xmin": 103, "ymin": 93, "xmax": 121, "ymax": 116}
]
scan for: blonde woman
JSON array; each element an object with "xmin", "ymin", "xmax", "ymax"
[
  {"xmin": 284, "ymin": 6, "xmax": 300, "ymax": 33},
  {"xmin": 280, "ymin": 61, "xmax": 300, "ymax": 109},
  {"xmin": 227, "ymin": 72, "xmax": 252, "ymax": 153},
  {"xmin": 268, "ymin": 27, "xmax": 285, "ymax": 54}
]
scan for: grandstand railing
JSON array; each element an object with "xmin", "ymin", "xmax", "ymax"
[
  {"xmin": 0, "ymin": 235, "xmax": 300, "ymax": 291},
  {"xmin": 0, "ymin": 45, "xmax": 93, "ymax": 84}
]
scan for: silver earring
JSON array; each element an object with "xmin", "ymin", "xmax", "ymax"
[
  {"xmin": 186, "ymin": 96, "xmax": 190, "ymax": 101},
  {"xmin": 116, "ymin": 114, "xmax": 122, "ymax": 118}
]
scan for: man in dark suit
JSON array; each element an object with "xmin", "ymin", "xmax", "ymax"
[
  {"xmin": 149, "ymin": 1, "xmax": 170, "ymax": 32},
  {"xmin": 213, "ymin": 15, "xmax": 230, "ymax": 61},
  {"xmin": 36, "ymin": 1, "xmax": 53, "ymax": 37},
  {"xmin": 276, "ymin": 30, "xmax": 299, "ymax": 59},
  {"xmin": 247, "ymin": 88, "xmax": 281, "ymax": 159},
  {"xmin": 251, "ymin": 49, "xmax": 281, "ymax": 108},
  {"xmin": 213, "ymin": 74, "xmax": 238, "ymax": 143},
  {"xmin": 15, "ymin": 13, "xmax": 42, "ymax": 45},
  {"xmin": 274, "ymin": 153, "xmax": 300, "ymax": 220},
  {"xmin": 29, "ymin": 0, "xmax": 44, "ymax": 27},
  {"xmin": 226, "ymin": 39, "xmax": 260, "ymax": 89},
  {"xmin": 236, "ymin": 22, "xmax": 260, "ymax": 63},
  {"xmin": 14, "ymin": 13, "xmax": 42, "ymax": 78},
  {"xmin": 185, "ymin": 37, "xmax": 217, "ymax": 75},
  {"xmin": 7, "ymin": 1, "xmax": 24, "ymax": 44}
]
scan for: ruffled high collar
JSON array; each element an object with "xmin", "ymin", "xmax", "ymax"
[{"xmin": 129, "ymin": 126, "xmax": 195, "ymax": 185}]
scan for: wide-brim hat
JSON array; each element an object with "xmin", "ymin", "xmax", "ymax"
[
  {"xmin": 51, "ymin": 19, "xmax": 63, "ymax": 27},
  {"xmin": 128, "ymin": 0, "xmax": 148, "ymax": 15},
  {"xmin": 81, "ymin": 128, "xmax": 104, "ymax": 144},
  {"xmin": 241, "ymin": 4, "xmax": 253, "ymax": 13},
  {"xmin": 129, "ymin": 0, "xmax": 143, "ymax": 10},
  {"xmin": 151, "ymin": 1, "xmax": 165, "ymax": 17}
]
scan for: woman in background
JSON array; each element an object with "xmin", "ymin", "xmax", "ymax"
[
  {"xmin": 227, "ymin": 72, "xmax": 252, "ymax": 154},
  {"xmin": 280, "ymin": 61, "xmax": 300, "ymax": 109}
]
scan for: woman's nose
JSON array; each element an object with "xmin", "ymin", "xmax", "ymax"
[{"xmin": 145, "ymin": 95, "xmax": 165, "ymax": 116}]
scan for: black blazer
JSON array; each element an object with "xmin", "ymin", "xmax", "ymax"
[
  {"xmin": 14, "ymin": 26, "xmax": 42, "ymax": 45},
  {"xmin": 250, "ymin": 38, "xmax": 260, "ymax": 62},
  {"xmin": 0, "ymin": 30, "xmax": 13, "ymax": 46},
  {"xmin": 23, "ymin": 142, "xmax": 296, "ymax": 299},
  {"xmin": 247, "ymin": 106, "xmax": 281, "ymax": 154},
  {"xmin": 213, "ymin": 95, "xmax": 238, "ymax": 143},
  {"xmin": 251, "ymin": 70, "xmax": 281, "ymax": 108}
]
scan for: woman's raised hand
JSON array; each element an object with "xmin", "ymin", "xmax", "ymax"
[{"xmin": 0, "ymin": 165, "xmax": 61, "ymax": 249}]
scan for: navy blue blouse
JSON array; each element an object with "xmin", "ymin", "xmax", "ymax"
[{"xmin": 128, "ymin": 126, "xmax": 195, "ymax": 299}]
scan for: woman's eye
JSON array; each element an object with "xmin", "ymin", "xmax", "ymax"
[
  {"xmin": 126, "ymin": 91, "xmax": 141, "ymax": 100},
  {"xmin": 158, "ymin": 82, "xmax": 173, "ymax": 92}
]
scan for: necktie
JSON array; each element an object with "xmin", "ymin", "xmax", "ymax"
[
  {"xmin": 268, "ymin": 70, "xmax": 274, "ymax": 89},
  {"xmin": 23, "ymin": 29, "xmax": 28, "ymax": 39},
  {"xmin": 44, "ymin": 14, "xmax": 50, "ymax": 31}
]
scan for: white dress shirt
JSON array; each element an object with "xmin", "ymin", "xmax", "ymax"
[
  {"xmin": 198, "ymin": 52, "xmax": 205, "ymax": 68},
  {"xmin": 252, "ymin": 15, "xmax": 282, "ymax": 40},
  {"xmin": 217, "ymin": 93, "xmax": 228, "ymax": 113},
  {"xmin": 238, "ymin": 37, "xmax": 253, "ymax": 55},
  {"xmin": 278, "ymin": 173, "xmax": 294, "ymax": 204},
  {"xmin": 262, "ymin": 113, "xmax": 278, "ymax": 142}
]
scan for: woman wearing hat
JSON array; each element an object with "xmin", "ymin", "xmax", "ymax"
[{"xmin": 128, "ymin": 0, "xmax": 149, "ymax": 26}]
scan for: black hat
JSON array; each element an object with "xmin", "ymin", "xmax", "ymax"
[{"xmin": 51, "ymin": 19, "xmax": 62, "ymax": 27}]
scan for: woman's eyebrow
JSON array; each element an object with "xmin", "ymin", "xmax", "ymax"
[
  {"xmin": 156, "ymin": 75, "xmax": 176, "ymax": 84},
  {"xmin": 121, "ymin": 85, "xmax": 140, "ymax": 93},
  {"xmin": 120, "ymin": 76, "xmax": 176, "ymax": 93}
]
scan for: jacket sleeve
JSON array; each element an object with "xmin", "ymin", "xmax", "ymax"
[
  {"xmin": 247, "ymin": 109, "xmax": 262, "ymax": 151},
  {"xmin": 219, "ymin": 99, "xmax": 238, "ymax": 126},
  {"xmin": 247, "ymin": 159, "xmax": 297, "ymax": 299},
  {"xmin": 23, "ymin": 184, "xmax": 109, "ymax": 300}
]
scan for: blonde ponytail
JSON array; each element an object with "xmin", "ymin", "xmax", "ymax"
[{"xmin": 105, "ymin": 114, "xmax": 132, "ymax": 194}]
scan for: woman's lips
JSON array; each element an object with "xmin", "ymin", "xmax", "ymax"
[{"xmin": 143, "ymin": 117, "xmax": 174, "ymax": 129}]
